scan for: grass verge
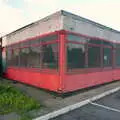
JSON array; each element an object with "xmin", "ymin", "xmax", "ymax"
[{"xmin": 0, "ymin": 82, "xmax": 41, "ymax": 119}]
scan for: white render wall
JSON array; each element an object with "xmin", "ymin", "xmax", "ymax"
[
  {"xmin": 3, "ymin": 10, "xmax": 120, "ymax": 47},
  {"xmin": 3, "ymin": 11, "xmax": 63, "ymax": 46},
  {"xmin": 62, "ymin": 11, "xmax": 120, "ymax": 43}
]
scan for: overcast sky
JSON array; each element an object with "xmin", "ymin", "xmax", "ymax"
[{"xmin": 0, "ymin": 0, "xmax": 120, "ymax": 37}]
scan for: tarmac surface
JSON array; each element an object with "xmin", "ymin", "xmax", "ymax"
[{"xmin": 51, "ymin": 90, "xmax": 120, "ymax": 120}]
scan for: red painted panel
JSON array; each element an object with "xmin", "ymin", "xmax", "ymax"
[
  {"xmin": 63, "ymin": 70, "xmax": 114, "ymax": 93},
  {"xmin": 59, "ymin": 31, "xmax": 66, "ymax": 91},
  {"xmin": 113, "ymin": 68, "xmax": 120, "ymax": 80},
  {"xmin": 4, "ymin": 30, "xmax": 120, "ymax": 93},
  {"xmin": 5, "ymin": 68, "xmax": 60, "ymax": 92}
]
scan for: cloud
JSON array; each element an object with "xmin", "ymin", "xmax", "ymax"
[
  {"xmin": 0, "ymin": 0, "xmax": 120, "ymax": 37},
  {"xmin": 61, "ymin": 1, "xmax": 120, "ymax": 30},
  {"xmin": 23, "ymin": 0, "xmax": 60, "ymax": 20},
  {"xmin": 0, "ymin": 0, "xmax": 28, "ymax": 37},
  {"xmin": 23, "ymin": 0, "xmax": 120, "ymax": 31}
]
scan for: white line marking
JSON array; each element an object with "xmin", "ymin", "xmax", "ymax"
[
  {"xmin": 33, "ymin": 86, "xmax": 120, "ymax": 120},
  {"xmin": 90, "ymin": 102, "xmax": 120, "ymax": 113},
  {"xmin": 33, "ymin": 99, "xmax": 90, "ymax": 120}
]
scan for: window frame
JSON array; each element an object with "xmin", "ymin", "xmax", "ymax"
[
  {"xmin": 66, "ymin": 42, "xmax": 87, "ymax": 71},
  {"xmin": 102, "ymin": 46, "xmax": 113, "ymax": 68},
  {"xmin": 88, "ymin": 44, "xmax": 101, "ymax": 68},
  {"xmin": 114, "ymin": 44, "xmax": 120, "ymax": 68},
  {"xmin": 6, "ymin": 32, "xmax": 60, "ymax": 73},
  {"xmin": 66, "ymin": 32, "xmax": 114, "ymax": 73}
]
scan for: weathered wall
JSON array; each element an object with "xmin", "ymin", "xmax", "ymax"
[
  {"xmin": 62, "ymin": 11, "xmax": 120, "ymax": 43},
  {"xmin": 4, "ymin": 11, "xmax": 63, "ymax": 46},
  {"xmin": 3, "ymin": 10, "xmax": 120, "ymax": 47}
]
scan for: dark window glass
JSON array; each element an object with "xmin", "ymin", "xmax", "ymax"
[
  {"xmin": 67, "ymin": 43, "xmax": 86, "ymax": 69},
  {"xmin": 20, "ymin": 47, "xmax": 30, "ymax": 67},
  {"xmin": 28, "ymin": 46, "xmax": 41, "ymax": 68},
  {"xmin": 30, "ymin": 38, "xmax": 40, "ymax": 46},
  {"xmin": 6, "ymin": 34, "xmax": 58, "ymax": 69},
  {"xmin": 115, "ymin": 44, "xmax": 120, "ymax": 48},
  {"xmin": 40, "ymin": 34, "xmax": 58, "ymax": 43},
  {"xmin": 29, "ymin": 34, "xmax": 58, "ymax": 45},
  {"xmin": 67, "ymin": 34, "xmax": 88, "ymax": 43},
  {"xmin": 116, "ymin": 48, "xmax": 120, "ymax": 66},
  {"xmin": 88, "ymin": 46, "xmax": 101, "ymax": 67},
  {"xmin": 6, "ymin": 47, "xmax": 13, "ymax": 66},
  {"xmin": 20, "ymin": 40, "xmax": 30, "ymax": 48},
  {"xmin": 103, "ymin": 41, "xmax": 113, "ymax": 47},
  {"xmin": 103, "ymin": 48, "xmax": 112, "ymax": 66},
  {"xmin": 12, "ymin": 44, "xmax": 20, "ymax": 49},
  {"xmin": 12, "ymin": 49, "xmax": 20, "ymax": 66},
  {"xmin": 41, "ymin": 44, "xmax": 58, "ymax": 69},
  {"xmin": 7, "ymin": 48, "xmax": 20, "ymax": 67},
  {"xmin": 88, "ymin": 38, "xmax": 102, "ymax": 45}
]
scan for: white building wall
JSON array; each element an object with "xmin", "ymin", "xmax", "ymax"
[
  {"xmin": 3, "ymin": 10, "xmax": 120, "ymax": 47},
  {"xmin": 4, "ymin": 11, "xmax": 62, "ymax": 46},
  {"xmin": 62, "ymin": 11, "xmax": 120, "ymax": 43}
]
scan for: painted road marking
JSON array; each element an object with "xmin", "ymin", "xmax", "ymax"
[
  {"xmin": 90, "ymin": 102, "xmax": 120, "ymax": 113},
  {"xmin": 33, "ymin": 87, "xmax": 120, "ymax": 120}
]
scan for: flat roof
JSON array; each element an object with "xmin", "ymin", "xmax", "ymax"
[{"xmin": 3, "ymin": 10, "xmax": 120, "ymax": 37}]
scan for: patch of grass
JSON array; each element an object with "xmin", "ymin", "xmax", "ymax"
[{"xmin": 0, "ymin": 83, "xmax": 40, "ymax": 118}]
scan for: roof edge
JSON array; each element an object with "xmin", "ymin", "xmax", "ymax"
[
  {"xmin": 2, "ymin": 10, "xmax": 120, "ymax": 38},
  {"xmin": 61, "ymin": 10, "xmax": 120, "ymax": 34}
]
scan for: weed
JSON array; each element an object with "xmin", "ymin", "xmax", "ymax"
[{"xmin": 0, "ymin": 83, "xmax": 40, "ymax": 119}]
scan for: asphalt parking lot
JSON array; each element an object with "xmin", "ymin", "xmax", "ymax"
[{"xmin": 51, "ymin": 90, "xmax": 120, "ymax": 120}]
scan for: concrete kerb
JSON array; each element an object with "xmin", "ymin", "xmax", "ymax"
[{"xmin": 33, "ymin": 87, "xmax": 120, "ymax": 120}]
